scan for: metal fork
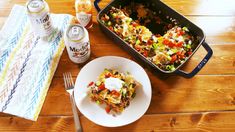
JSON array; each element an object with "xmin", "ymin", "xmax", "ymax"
[{"xmin": 63, "ymin": 72, "xmax": 82, "ymax": 132}]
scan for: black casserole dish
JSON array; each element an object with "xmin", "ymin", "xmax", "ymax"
[{"xmin": 94, "ymin": 0, "xmax": 213, "ymax": 78}]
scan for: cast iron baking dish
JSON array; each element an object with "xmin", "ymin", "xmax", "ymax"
[{"xmin": 94, "ymin": 0, "xmax": 213, "ymax": 78}]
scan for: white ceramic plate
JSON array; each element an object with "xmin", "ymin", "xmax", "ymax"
[{"xmin": 74, "ymin": 56, "xmax": 152, "ymax": 127}]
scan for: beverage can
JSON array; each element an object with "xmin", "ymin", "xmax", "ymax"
[
  {"xmin": 75, "ymin": 0, "xmax": 93, "ymax": 28},
  {"xmin": 26, "ymin": 0, "xmax": 53, "ymax": 37},
  {"xmin": 64, "ymin": 24, "xmax": 90, "ymax": 64}
]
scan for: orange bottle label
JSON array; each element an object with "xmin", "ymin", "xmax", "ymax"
[{"xmin": 75, "ymin": 0, "xmax": 93, "ymax": 28}]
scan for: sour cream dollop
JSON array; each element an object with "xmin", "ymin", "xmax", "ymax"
[{"xmin": 104, "ymin": 77, "xmax": 124, "ymax": 91}]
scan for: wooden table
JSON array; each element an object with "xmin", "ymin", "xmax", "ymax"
[{"xmin": 0, "ymin": 0, "xmax": 235, "ymax": 131}]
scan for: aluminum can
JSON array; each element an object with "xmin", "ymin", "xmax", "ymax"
[
  {"xmin": 26, "ymin": 0, "xmax": 53, "ymax": 37},
  {"xmin": 64, "ymin": 24, "xmax": 90, "ymax": 64}
]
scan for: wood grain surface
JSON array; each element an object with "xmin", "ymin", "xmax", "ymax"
[{"xmin": 0, "ymin": 0, "xmax": 235, "ymax": 131}]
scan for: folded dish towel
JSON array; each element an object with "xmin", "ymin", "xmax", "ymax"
[{"xmin": 0, "ymin": 5, "xmax": 72, "ymax": 121}]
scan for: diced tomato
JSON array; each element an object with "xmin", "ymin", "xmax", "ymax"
[
  {"xmin": 176, "ymin": 51, "xmax": 181, "ymax": 56},
  {"xmin": 138, "ymin": 36, "xmax": 142, "ymax": 42},
  {"xmin": 132, "ymin": 22, "xmax": 138, "ymax": 27},
  {"xmin": 168, "ymin": 41, "xmax": 175, "ymax": 47},
  {"xmin": 98, "ymin": 83, "xmax": 105, "ymax": 91},
  {"xmin": 143, "ymin": 50, "xmax": 148, "ymax": 57},
  {"xmin": 135, "ymin": 46, "xmax": 141, "ymax": 51},
  {"xmin": 188, "ymin": 51, "xmax": 193, "ymax": 55},
  {"xmin": 163, "ymin": 39, "xmax": 170, "ymax": 45},
  {"xmin": 170, "ymin": 54, "xmax": 177, "ymax": 63},
  {"xmin": 176, "ymin": 33, "xmax": 180, "ymax": 37},
  {"xmin": 163, "ymin": 39, "xmax": 176, "ymax": 47},
  {"xmin": 88, "ymin": 82, "xmax": 94, "ymax": 87},
  {"xmin": 179, "ymin": 54, "xmax": 185, "ymax": 59},
  {"xmin": 105, "ymin": 72, "xmax": 112, "ymax": 78},
  {"xmin": 105, "ymin": 106, "xmax": 111, "ymax": 113},
  {"xmin": 111, "ymin": 90, "xmax": 120, "ymax": 97},
  {"xmin": 147, "ymin": 40, "xmax": 153, "ymax": 45},
  {"xmin": 177, "ymin": 41, "xmax": 183, "ymax": 47},
  {"xmin": 177, "ymin": 51, "xmax": 185, "ymax": 59},
  {"xmin": 179, "ymin": 30, "xmax": 185, "ymax": 35},
  {"xmin": 108, "ymin": 26, "xmax": 113, "ymax": 31}
]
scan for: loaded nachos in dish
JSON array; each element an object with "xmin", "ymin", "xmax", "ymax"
[{"xmin": 101, "ymin": 6, "xmax": 195, "ymax": 72}]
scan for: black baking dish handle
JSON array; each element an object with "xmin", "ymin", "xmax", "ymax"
[
  {"xmin": 175, "ymin": 42, "xmax": 213, "ymax": 78},
  {"xmin": 94, "ymin": 0, "xmax": 101, "ymax": 12}
]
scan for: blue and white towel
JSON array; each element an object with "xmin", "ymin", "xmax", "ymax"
[{"xmin": 0, "ymin": 5, "xmax": 72, "ymax": 121}]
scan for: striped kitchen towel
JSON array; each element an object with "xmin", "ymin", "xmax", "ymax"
[{"xmin": 0, "ymin": 5, "xmax": 72, "ymax": 121}]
